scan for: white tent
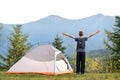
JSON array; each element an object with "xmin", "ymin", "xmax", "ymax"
[{"xmin": 7, "ymin": 45, "xmax": 73, "ymax": 75}]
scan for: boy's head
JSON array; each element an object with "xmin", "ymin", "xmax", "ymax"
[{"xmin": 79, "ymin": 30, "xmax": 83, "ymax": 36}]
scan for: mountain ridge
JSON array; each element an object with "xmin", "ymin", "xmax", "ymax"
[{"xmin": 0, "ymin": 14, "xmax": 115, "ymax": 57}]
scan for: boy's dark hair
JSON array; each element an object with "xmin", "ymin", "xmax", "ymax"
[{"xmin": 79, "ymin": 31, "xmax": 83, "ymax": 36}]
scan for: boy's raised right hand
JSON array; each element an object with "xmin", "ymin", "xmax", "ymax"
[{"xmin": 62, "ymin": 32, "xmax": 67, "ymax": 36}]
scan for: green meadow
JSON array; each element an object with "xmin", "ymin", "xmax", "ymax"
[{"xmin": 0, "ymin": 71, "xmax": 120, "ymax": 80}]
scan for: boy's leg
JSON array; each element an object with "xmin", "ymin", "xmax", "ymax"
[
  {"xmin": 76, "ymin": 52, "xmax": 80, "ymax": 74},
  {"xmin": 81, "ymin": 52, "xmax": 85, "ymax": 74}
]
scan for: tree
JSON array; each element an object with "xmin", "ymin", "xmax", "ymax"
[
  {"xmin": 0, "ymin": 25, "xmax": 31, "ymax": 69},
  {"xmin": 0, "ymin": 24, "xmax": 4, "ymax": 69},
  {"xmin": 52, "ymin": 35, "xmax": 66, "ymax": 53},
  {"xmin": 104, "ymin": 16, "xmax": 120, "ymax": 72},
  {"xmin": 0, "ymin": 24, "xmax": 3, "ymax": 46}
]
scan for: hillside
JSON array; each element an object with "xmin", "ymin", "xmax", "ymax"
[{"xmin": 87, "ymin": 49, "xmax": 111, "ymax": 58}]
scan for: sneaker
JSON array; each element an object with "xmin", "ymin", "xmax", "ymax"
[
  {"xmin": 76, "ymin": 73, "xmax": 80, "ymax": 75},
  {"xmin": 81, "ymin": 73, "xmax": 84, "ymax": 75}
]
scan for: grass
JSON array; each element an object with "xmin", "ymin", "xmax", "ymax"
[{"xmin": 0, "ymin": 71, "xmax": 120, "ymax": 80}]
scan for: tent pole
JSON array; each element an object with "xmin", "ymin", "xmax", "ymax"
[{"xmin": 54, "ymin": 52, "xmax": 56, "ymax": 75}]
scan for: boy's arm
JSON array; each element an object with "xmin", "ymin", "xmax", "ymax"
[
  {"xmin": 62, "ymin": 32, "xmax": 75, "ymax": 39},
  {"xmin": 87, "ymin": 30, "xmax": 100, "ymax": 38}
]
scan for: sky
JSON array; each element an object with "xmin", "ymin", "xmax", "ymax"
[{"xmin": 0, "ymin": 0, "xmax": 120, "ymax": 24}]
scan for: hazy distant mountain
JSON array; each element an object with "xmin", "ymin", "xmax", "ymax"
[
  {"xmin": 87, "ymin": 49, "xmax": 111, "ymax": 58},
  {"xmin": 1, "ymin": 14, "xmax": 115, "ymax": 57}
]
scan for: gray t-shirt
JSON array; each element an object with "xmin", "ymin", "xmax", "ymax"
[{"xmin": 75, "ymin": 37, "xmax": 88, "ymax": 52}]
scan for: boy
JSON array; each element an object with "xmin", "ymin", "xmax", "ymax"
[{"xmin": 62, "ymin": 30, "xmax": 99, "ymax": 74}]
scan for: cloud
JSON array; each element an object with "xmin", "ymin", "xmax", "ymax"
[{"xmin": 0, "ymin": 0, "xmax": 119, "ymax": 24}]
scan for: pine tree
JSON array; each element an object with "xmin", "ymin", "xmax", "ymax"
[
  {"xmin": 0, "ymin": 24, "xmax": 4, "ymax": 69},
  {"xmin": 104, "ymin": 16, "xmax": 120, "ymax": 71},
  {"xmin": 52, "ymin": 35, "xmax": 66, "ymax": 53},
  {"xmin": 0, "ymin": 25, "xmax": 31, "ymax": 69},
  {"xmin": 0, "ymin": 24, "xmax": 3, "ymax": 46}
]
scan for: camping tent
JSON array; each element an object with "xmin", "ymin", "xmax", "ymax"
[{"xmin": 7, "ymin": 45, "xmax": 73, "ymax": 75}]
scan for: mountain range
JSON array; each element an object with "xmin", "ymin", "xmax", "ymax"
[{"xmin": 0, "ymin": 14, "xmax": 115, "ymax": 57}]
